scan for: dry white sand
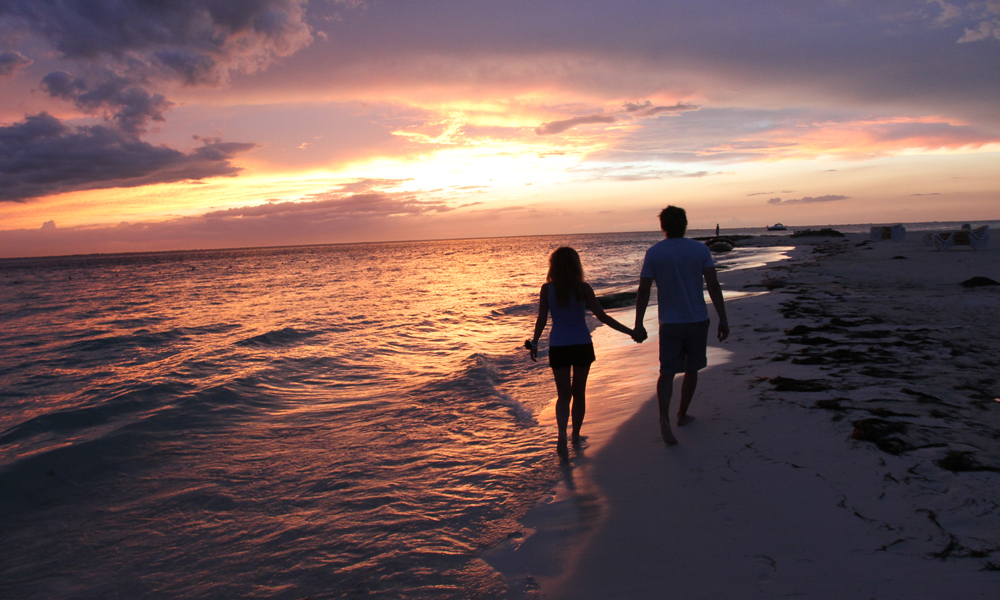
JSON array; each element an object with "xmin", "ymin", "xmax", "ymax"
[{"xmin": 486, "ymin": 231, "xmax": 1000, "ymax": 599}]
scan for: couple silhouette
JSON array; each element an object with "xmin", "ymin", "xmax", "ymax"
[{"xmin": 528, "ymin": 206, "xmax": 729, "ymax": 460}]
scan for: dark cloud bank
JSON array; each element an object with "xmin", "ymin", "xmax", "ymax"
[
  {"xmin": 0, "ymin": 114, "xmax": 257, "ymax": 202},
  {"xmin": 0, "ymin": 0, "xmax": 313, "ymax": 202},
  {"xmin": 0, "ymin": 50, "xmax": 31, "ymax": 76},
  {"xmin": 0, "ymin": 181, "xmax": 475, "ymax": 257}
]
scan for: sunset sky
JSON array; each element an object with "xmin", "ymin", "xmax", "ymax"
[{"xmin": 2, "ymin": 0, "xmax": 999, "ymax": 257}]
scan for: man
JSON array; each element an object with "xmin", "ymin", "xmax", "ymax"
[{"xmin": 634, "ymin": 206, "xmax": 730, "ymax": 445}]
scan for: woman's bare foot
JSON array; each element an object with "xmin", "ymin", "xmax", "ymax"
[
  {"xmin": 659, "ymin": 416, "xmax": 679, "ymax": 446},
  {"xmin": 557, "ymin": 437, "xmax": 569, "ymax": 461},
  {"xmin": 571, "ymin": 433, "xmax": 588, "ymax": 445},
  {"xmin": 677, "ymin": 414, "xmax": 695, "ymax": 427}
]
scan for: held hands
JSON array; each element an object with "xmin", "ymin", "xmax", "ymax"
[{"xmin": 632, "ymin": 325, "xmax": 648, "ymax": 344}]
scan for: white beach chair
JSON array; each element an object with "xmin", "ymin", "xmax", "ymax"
[
  {"xmin": 870, "ymin": 225, "xmax": 906, "ymax": 242},
  {"xmin": 969, "ymin": 225, "xmax": 990, "ymax": 250},
  {"xmin": 928, "ymin": 226, "xmax": 989, "ymax": 251},
  {"xmin": 891, "ymin": 224, "xmax": 906, "ymax": 242},
  {"xmin": 931, "ymin": 233, "xmax": 956, "ymax": 251}
]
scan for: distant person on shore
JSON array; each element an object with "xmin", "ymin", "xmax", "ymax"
[
  {"xmin": 634, "ymin": 206, "xmax": 729, "ymax": 445},
  {"xmin": 528, "ymin": 247, "xmax": 641, "ymax": 461},
  {"xmin": 716, "ymin": 224, "xmax": 720, "ymax": 236}
]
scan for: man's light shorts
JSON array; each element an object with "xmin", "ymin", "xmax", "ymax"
[{"xmin": 658, "ymin": 319, "xmax": 710, "ymax": 375}]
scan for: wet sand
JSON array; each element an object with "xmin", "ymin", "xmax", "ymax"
[{"xmin": 488, "ymin": 231, "xmax": 1000, "ymax": 598}]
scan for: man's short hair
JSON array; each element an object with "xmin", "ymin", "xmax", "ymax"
[{"xmin": 659, "ymin": 206, "xmax": 687, "ymax": 238}]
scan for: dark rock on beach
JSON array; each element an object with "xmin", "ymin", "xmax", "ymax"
[
  {"xmin": 961, "ymin": 276, "xmax": 999, "ymax": 288},
  {"xmin": 791, "ymin": 228, "xmax": 845, "ymax": 238},
  {"xmin": 597, "ymin": 292, "xmax": 638, "ymax": 309},
  {"xmin": 693, "ymin": 235, "xmax": 753, "ymax": 244}
]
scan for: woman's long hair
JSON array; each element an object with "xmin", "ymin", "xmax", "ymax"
[{"xmin": 547, "ymin": 247, "xmax": 585, "ymax": 307}]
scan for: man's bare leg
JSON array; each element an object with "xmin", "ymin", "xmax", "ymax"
[
  {"xmin": 657, "ymin": 372, "xmax": 678, "ymax": 445},
  {"xmin": 677, "ymin": 370, "xmax": 698, "ymax": 426}
]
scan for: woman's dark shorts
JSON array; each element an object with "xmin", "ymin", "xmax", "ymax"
[{"xmin": 549, "ymin": 343, "xmax": 596, "ymax": 369}]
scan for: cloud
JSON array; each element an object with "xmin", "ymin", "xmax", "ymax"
[
  {"xmin": 748, "ymin": 190, "xmax": 794, "ymax": 196},
  {"xmin": 623, "ymin": 101, "xmax": 700, "ymax": 116},
  {"xmin": 944, "ymin": 1, "xmax": 1000, "ymax": 43},
  {"xmin": 569, "ymin": 164, "xmax": 718, "ymax": 181},
  {"xmin": 203, "ymin": 190, "xmax": 454, "ymax": 220},
  {"xmin": 0, "ymin": 189, "xmax": 563, "ymax": 257},
  {"xmin": 0, "ymin": 113, "xmax": 257, "ymax": 202},
  {"xmin": 0, "ymin": 50, "xmax": 30, "ymax": 77},
  {"xmin": 0, "ymin": 1, "xmax": 316, "ymax": 202},
  {"xmin": 592, "ymin": 106, "xmax": 1000, "ymax": 165},
  {"xmin": 0, "ymin": 0, "xmax": 313, "ymax": 84},
  {"xmin": 0, "ymin": 184, "xmax": 475, "ymax": 256},
  {"xmin": 867, "ymin": 120, "xmax": 998, "ymax": 147},
  {"xmin": 535, "ymin": 115, "xmax": 615, "ymax": 135},
  {"xmin": 229, "ymin": 0, "xmax": 1000, "ymax": 133},
  {"xmin": 332, "ymin": 178, "xmax": 413, "ymax": 194},
  {"xmin": 41, "ymin": 70, "xmax": 173, "ymax": 134},
  {"xmin": 767, "ymin": 195, "xmax": 849, "ymax": 205},
  {"xmin": 959, "ymin": 19, "xmax": 1000, "ymax": 42}
]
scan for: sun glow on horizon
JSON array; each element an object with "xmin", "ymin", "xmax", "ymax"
[{"xmin": 3, "ymin": 1, "xmax": 1000, "ymax": 258}]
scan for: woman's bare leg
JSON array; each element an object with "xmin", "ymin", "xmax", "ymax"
[
  {"xmin": 553, "ymin": 367, "xmax": 572, "ymax": 460},
  {"xmin": 570, "ymin": 363, "xmax": 591, "ymax": 444}
]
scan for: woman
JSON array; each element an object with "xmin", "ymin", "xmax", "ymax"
[{"xmin": 528, "ymin": 247, "xmax": 637, "ymax": 461}]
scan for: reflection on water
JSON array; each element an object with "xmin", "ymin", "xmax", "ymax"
[{"xmin": 0, "ymin": 232, "xmax": 786, "ymax": 599}]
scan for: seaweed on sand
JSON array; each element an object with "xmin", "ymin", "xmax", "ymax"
[
  {"xmin": 770, "ymin": 376, "xmax": 834, "ymax": 392},
  {"xmin": 851, "ymin": 418, "xmax": 912, "ymax": 454},
  {"xmin": 934, "ymin": 451, "xmax": 1000, "ymax": 473}
]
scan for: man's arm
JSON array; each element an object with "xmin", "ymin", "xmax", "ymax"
[
  {"xmin": 634, "ymin": 277, "xmax": 653, "ymax": 342},
  {"xmin": 703, "ymin": 267, "xmax": 729, "ymax": 341}
]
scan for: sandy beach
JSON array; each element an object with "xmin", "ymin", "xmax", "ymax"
[{"xmin": 488, "ymin": 230, "xmax": 1000, "ymax": 599}]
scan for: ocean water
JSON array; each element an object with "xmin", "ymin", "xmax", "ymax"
[{"xmin": 0, "ymin": 223, "xmax": 956, "ymax": 598}]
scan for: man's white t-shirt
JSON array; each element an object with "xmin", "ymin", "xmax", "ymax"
[{"xmin": 640, "ymin": 237, "xmax": 714, "ymax": 324}]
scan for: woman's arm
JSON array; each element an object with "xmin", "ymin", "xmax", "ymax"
[
  {"xmin": 529, "ymin": 284, "xmax": 549, "ymax": 361},
  {"xmin": 583, "ymin": 284, "xmax": 634, "ymax": 337}
]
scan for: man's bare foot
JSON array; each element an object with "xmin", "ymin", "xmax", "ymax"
[
  {"xmin": 659, "ymin": 416, "xmax": 678, "ymax": 446},
  {"xmin": 677, "ymin": 414, "xmax": 695, "ymax": 427},
  {"xmin": 557, "ymin": 438, "xmax": 569, "ymax": 461}
]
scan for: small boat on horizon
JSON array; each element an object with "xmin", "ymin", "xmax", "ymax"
[{"xmin": 767, "ymin": 223, "xmax": 788, "ymax": 231}]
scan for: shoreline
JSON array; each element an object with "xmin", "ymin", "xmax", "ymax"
[{"xmin": 487, "ymin": 232, "xmax": 1000, "ymax": 598}]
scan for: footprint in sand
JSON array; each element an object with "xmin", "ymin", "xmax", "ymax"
[{"xmin": 754, "ymin": 554, "xmax": 777, "ymax": 582}]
